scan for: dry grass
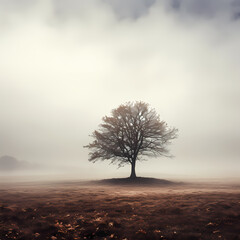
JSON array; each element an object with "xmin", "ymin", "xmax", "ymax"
[{"xmin": 0, "ymin": 179, "xmax": 240, "ymax": 240}]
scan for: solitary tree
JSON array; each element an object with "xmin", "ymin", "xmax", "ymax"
[{"xmin": 85, "ymin": 101, "xmax": 178, "ymax": 179}]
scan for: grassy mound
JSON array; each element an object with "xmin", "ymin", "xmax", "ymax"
[{"xmin": 93, "ymin": 177, "xmax": 181, "ymax": 186}]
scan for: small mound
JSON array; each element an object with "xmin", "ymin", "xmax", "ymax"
[{"xmin": 93, "ymin": 177, "xmax": 181, "ymax": 186}]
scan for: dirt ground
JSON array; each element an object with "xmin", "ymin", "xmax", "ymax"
[{"xmin": 0, "ymin": 179, "xmax": 240, "ymax": 240}]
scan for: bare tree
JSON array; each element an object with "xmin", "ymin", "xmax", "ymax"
[{"xmin": 85, "ymin": 101, "xmax": 178, "ymax": 179}]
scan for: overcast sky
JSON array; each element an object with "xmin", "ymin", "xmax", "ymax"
[{"xmin": 0, "ymin": 0, "xmax": 240, "ymax": 179}]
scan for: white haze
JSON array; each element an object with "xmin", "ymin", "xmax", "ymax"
[{"xmin": 0, "ymin": 0, "xmax": 240, "ymax": 180}]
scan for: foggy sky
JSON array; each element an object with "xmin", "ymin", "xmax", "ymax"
[{"xmin": 0, "ymin": 0, "xmax": 240, "ymax": 179}]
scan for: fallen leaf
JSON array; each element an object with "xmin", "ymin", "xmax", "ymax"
[{"xmin": 207, "ymin": 222, "xmax": 214, "ymax": 226}]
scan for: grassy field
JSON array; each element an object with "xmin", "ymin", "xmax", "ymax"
[{"xmin": 0, "ymin": 178, "xmax": 240, "ymax": 240}]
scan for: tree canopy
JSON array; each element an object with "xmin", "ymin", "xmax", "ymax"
[{"xmin": 85, "ymin": 101, "xmax": 178, "ymax": 178}]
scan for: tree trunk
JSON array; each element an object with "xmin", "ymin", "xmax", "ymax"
[{"xmin": 130, "ymin": 160, "xmax": 136, "ymax": 179}]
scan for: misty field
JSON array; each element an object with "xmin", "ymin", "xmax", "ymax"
[{"xmin": 0, "ymin": 179, "xmax": 240, "ymax": 240}]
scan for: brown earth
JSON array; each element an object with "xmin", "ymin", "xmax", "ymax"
[{"xmin": 0, "ymin": 178, "xmax": 240, "ymax": 240}]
